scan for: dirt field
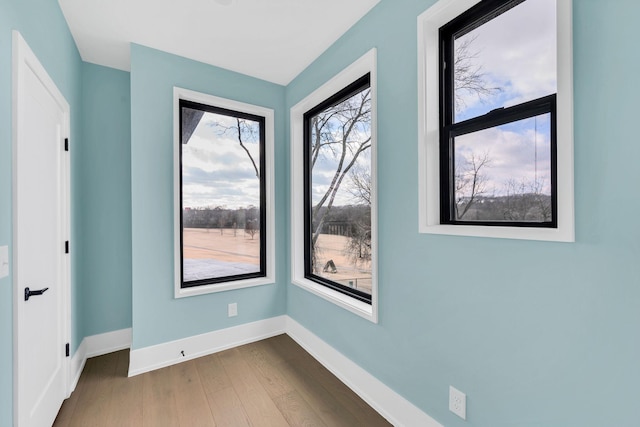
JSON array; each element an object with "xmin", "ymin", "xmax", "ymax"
[
  {"xmin": 183, "ymin": 228, "xmax": 371, "ymax": 294},
  {"xmin": 183, "ymin": 228, "xmax": 260, "ymax": 263}
]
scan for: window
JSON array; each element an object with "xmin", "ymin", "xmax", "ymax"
[
  {"xmin": 304, "ymin": 74, "xmax": 372, "ymax": 304},
  {"xmin": 418, "ymin": 0, "xmax": 574, "ymax": 241},
  {"xmin": 440, "ymin": 0, "xmax": 557, "ymax": 227},
  {"xmin": 174, "ymin": 88, "xmax": 275, "ymax": 297},
  {"xmin": 291, "ymin": 49, "xmax": 378, "ymax": 322}
]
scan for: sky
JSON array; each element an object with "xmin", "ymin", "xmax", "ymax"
[
  {"xmin": 453, "ymin": 0, "xmax": 556, "ymax": 198},
  {"xmin": 455, "ymin": 113, "xmax": 552, "ymax": 198},
  {"xmin": 181, "ymin": 111, "xmax": 261, "ymax": 210}
]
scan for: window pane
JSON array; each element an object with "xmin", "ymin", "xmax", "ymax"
[
  {"xmin": 454, "ymin": 0, "xmax": 556, "ymax": 122},
  {"xmin": 181, "ymin": 106, "xmax": 263, "ymax": 284},
  {"xmin": 308, "ymin": 86, "xmax": 372, "ymax": 297},
  {"xmin": 453, "ymin": 113, "xmax": 552, "ymax": 222}
]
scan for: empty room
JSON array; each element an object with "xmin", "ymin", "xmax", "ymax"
[{"xmin": 1, "ymin": 0, "xmax": 638, "ymax": 426}]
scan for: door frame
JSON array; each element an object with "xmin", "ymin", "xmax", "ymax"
[{"xmin": 12, "ymin": 30, "xmax": 71, "ymax": 426}]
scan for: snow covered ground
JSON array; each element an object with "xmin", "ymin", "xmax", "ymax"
[{"xmin": 183, "ymin": 258, "xmax": 259, "ymax": 282}]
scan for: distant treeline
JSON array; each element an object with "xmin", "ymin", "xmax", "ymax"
[
  {"xmin": 183, "ymin": 204, "xmax": 371, "ymax": 235},
  {"xmin": 457, "ymin": 193, "xmax": 552, "ymax": 222},
  {"xmin": 183, "ymin": 206, "xmax": 259, "ymax": 229},
  {"xmin": 313, "ymin": 204, "xmax": 370, "ymax": 237}
]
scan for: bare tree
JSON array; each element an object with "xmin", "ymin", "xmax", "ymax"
[
  {"xmin": 455, "ymin": 151, "xmax": 492, "ymax": 220},
  {"xmin": 215, "ymin": 206, "xmax": 228, "ymax": 234},
  {"xmin": 344, "ymin": 165, "xmax": 372, "ymax": 266},
  {"xmin": 348, "ymin": 164, "xmax": 371, "ymax": 206},
  {"xmin": 215, "ymin": 118, "xmax": 260, "ymax": 178},
  {"xmin": 346, "ymin": 219, "xmax": 371, "ymax": 266},
  {"xmin": 244, "ymin": 219, "xmax": 258, "ymax": 240},
  {"xmin": 454, "ymin": 35, "xmax": 501, "ymax": 112},
  {"xmin": 309, "ymin": 88, "xmax": 371, "ymax": 271},
  {"xmin": 530, "ymin": 179, "xmax": 552, "ymax": 221},
  {"xmin": 502, "ymin": 178, "xmax": 551, "ymax": 221}
]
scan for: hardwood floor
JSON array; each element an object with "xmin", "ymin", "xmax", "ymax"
[{"xmin": 53, "ymin": 334, "xmax": 392, "ymax": 427}]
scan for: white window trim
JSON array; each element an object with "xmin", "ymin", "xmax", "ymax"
[
  {"xmin": 173, "ymin": 87, "xmax": 276, "ymax": 298},
  {"xmin": 417, "ymin": 0, "xmax": 574, "ymax": 242},
  {"xmin": 290, "ymin": 49, "xmax": 378, "ymax": 323}
]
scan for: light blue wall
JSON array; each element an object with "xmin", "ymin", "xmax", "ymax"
[
  {"xmin": 80, "ymin": 62, "xmax": 132, "ymax": 337},
  {"xmin": 0, "ymin": 6, "xmax": 14, "ymax": 424},
  {"xmin": 0, "ymin": 0, "xmax": 83, "ymax": 425},
  {"xmin": 285, "ymin": 0, "xmax": 640, "ymax": 426},
  {"xmin": 130, "ymin": 45, "xmax": 287, "ymax": 349}
]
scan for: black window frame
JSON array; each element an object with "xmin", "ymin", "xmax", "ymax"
[
  {"xmin": 439, "ymin": 0, "xmax": 558, "ymax": 228},
  {"xmin": 179, "ymin": 99, "xmax": 267, "ymax": 289},
  {"xmin": 303, "ymin": 74, "xmax": 372, "ymax": 305}
]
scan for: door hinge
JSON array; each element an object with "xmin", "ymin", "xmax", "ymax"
[
  {"xmin": 64, "ymin": 138, "xmax": 69, "ymax": 152},
  {"xmin": 65, "ymin": 343, "xmax": 70, "ymax": 357},
  {"xmin": 65, "ymin": 241, "xmax": 69, "ymax": 254}
]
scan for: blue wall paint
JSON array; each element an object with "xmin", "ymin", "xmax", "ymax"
[
  {"xmin": 0, "ymin": 0, "xmax": 83, "ymax": 424},
  {"xmin": 285, "ymin": 0, "xmax": 640, "ymax": 426},
  {"xmin": 0, "ymin": 5, "xmax": 15, "ymax": 424},
  {"xmin": 130, "ymin": 45, "xmax": 287, "ymax": 349},
  {"xmin": 80, "ymin": 62, "xmax": 132, "ymax": 337}
]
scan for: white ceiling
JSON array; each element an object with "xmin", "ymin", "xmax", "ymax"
[{"xmin": 58, "ymin": 0, "xmax": 380, "ymax": 86}]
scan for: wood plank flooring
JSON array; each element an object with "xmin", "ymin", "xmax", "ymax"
[{"xmin": 53, "ymin": 334, "xmax": 392, "ymax": 427}]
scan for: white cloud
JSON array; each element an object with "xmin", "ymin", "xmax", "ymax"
[
  {"xmin": 456, "ymin": 114, "xmax": 552, "ymax": 196},
  {"xmin": 181, "ymin": 111, "xmax": 261, "ymax": 209},
  {"xmin": 455, "ymin": 0, "xmax": 557, "ymax": 120}
]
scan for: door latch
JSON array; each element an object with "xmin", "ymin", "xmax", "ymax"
[{"xmin": 24, "ymin": 287, "xmax": 49, "ymax": 301}]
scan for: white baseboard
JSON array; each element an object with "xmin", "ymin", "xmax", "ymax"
[
  {"xmin": 85, "ymin": 328, "xmax": 132, "ymax": 358},
  {"xmin": 285, "ymin": 317, "xmax": 442, "ymax": 427},
  {"xmin": 68, "ymin": 328, "xmax": 132, "ymax": 397},
  {"xmin": 68, "ymin": 340, "xmax": 87, "ymax": 397},
  {"xmin": 128, "ymin": 316, "xmax": 287, "ymax": 377}
]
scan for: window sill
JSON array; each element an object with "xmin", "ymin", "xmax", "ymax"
[
  {"xmin": 175, "ymin": 277, "xmax": 275, "ymax": 299},
  {"xmin": 291, "ymin": 277, "xmax": 377, "ymax": 323},
  {"xmin": 420, "ymin": 223, "xmax": 573, "ymax": 242}
]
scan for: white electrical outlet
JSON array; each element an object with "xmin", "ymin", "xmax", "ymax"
[
  {"xmin": 449, "ymin": 385, "xmax": 466, "ymax": 420},
  {"xmin": 228, "ymin": 302, "xmax": 238, "ymax": 317},
  {"xmin": 0, "ymin": 246, "xmax": 8, "ymax": 279}
]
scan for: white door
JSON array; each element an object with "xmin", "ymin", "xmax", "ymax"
[{"xmin": 13, "ymin": 31, "xmax": 70, "ymax": 427}]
